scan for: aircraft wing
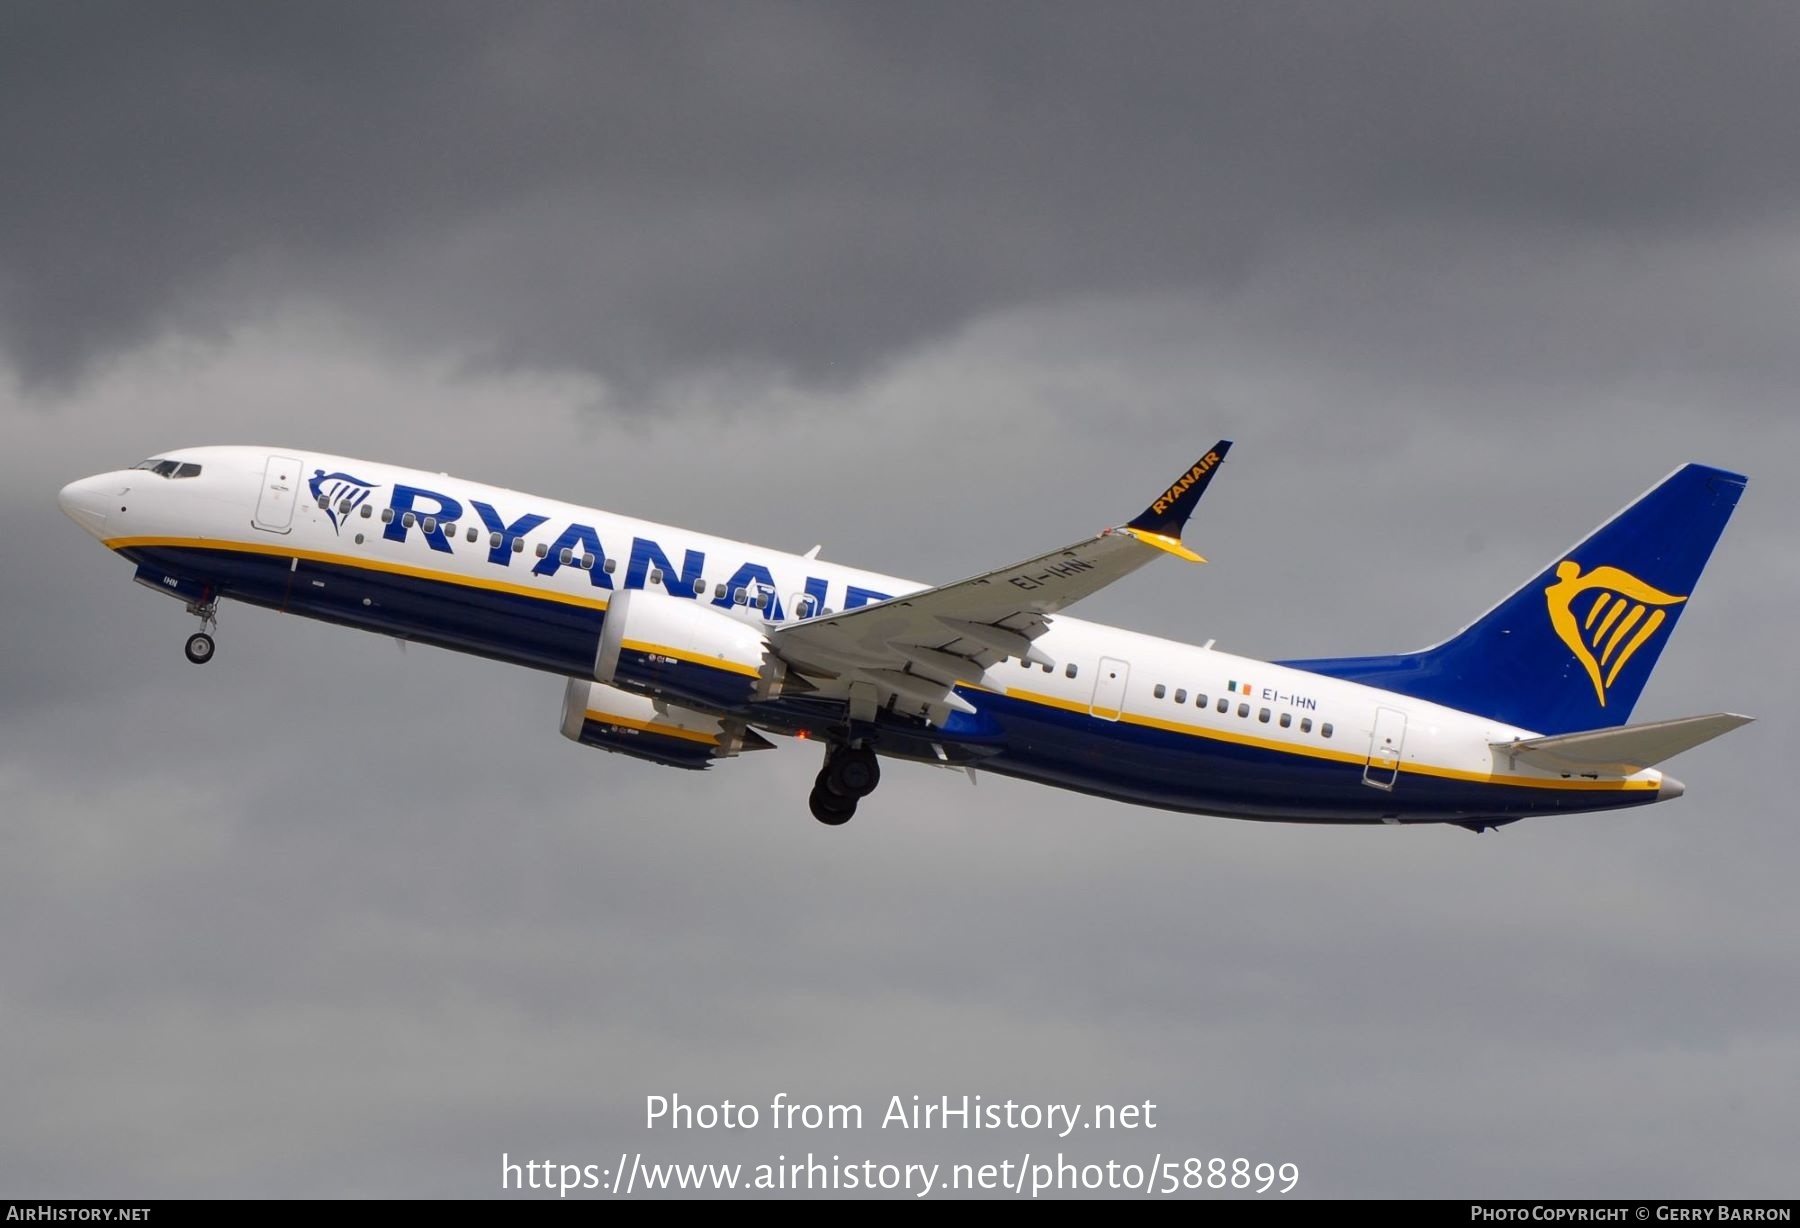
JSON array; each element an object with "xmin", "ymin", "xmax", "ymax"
[{"xmin": 768, "ymin": 443, "xmax": 1231, "ymax": 716}]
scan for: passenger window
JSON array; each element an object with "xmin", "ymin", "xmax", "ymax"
[
  {"xmin": 649, "ymin": 569, "xmax": 664, "ymax": 585},
  {"xmin": 582, "ymin": 554, "xmax": 597, "ymax": 570},
  {"xmin": 317, "ymin": 495, "xmax": 330, "ymax": 509},
  {"xmin": 338, "ymin": 500, "xmax": 353, "ymax": 516},
  {"xmin": 512, "ymin": 538, "xmax": 525, "ymax": 554},
  {"xmin": 1066, "ymin": 664, "xmax": 1078, "ymax": 679},
  {"xmin": 422, "ymin": 516, "xmax": 437, "ymax": 534},
  {"xmin": 441, "ymin": 521, "xmax": 455, "ymax": 536},
  {"xmin": 490, "ymin": 532, "xmax": 503, "ymax": 549},
  {"xmin": 1258, "ymin": 707, "xmax": 1271, "ymax": 723},
  {"xmin": 360, "ymin": 505, "xmax": 372, "ymax": 519},
  {"xmin": 467, "ymin": 527, "xmax": 479, "ymax": 543},
  {"xmin": 604, "ymin": 558, "xmax": 617, "ymax": 574},
  {"xmin": 733, "ymin": 588, "xmax": 748, "ymax": 605},
  {"xmin": 1216, "ymin": 698, "xmax": 1228, "ymax": 714},
  {"xmin": 381, "ymin": 509, "xmax": 395, "ymax": 524},
  {"xmin": 1020, "ymin": 659, "xmax": 1030, "ymax": 669},
  {"xmin": 1174, "ymin": 689, "xmax": 1186, "ymax": 704},
  {"xmin": 1196, "ymin": 693, "xmax": 1208, "ymax": 708},
  {"xmin": 535, "ymin": 543, "xmax": 548, "ymax": 558},
  {"xmin": 1279, "ymin": 712, "xmax": 1292, "ymax": 728},
  {"xmin": 1237, "ymin": 702, "xmax": 1250, "ymax": 718},
  {"xmin": 757, "ymin": 591, "xmax": 771, "ymax": 610},
  {"xmin": 715, "ymin": 583, "xmax": 728, "ymax": 599},
  {"xmin": 402, "ymin": 512, "xmax": 416, "ymax": 528},
  {"xmin": 693, "ymin": 578, "xmax": 706, "ymax": 595},
  {"xmin": 1041, "ymin": 663, "xmax": 1052, "ymax": 673},
  {"xmin": 1301, "ymin": 717, "xmax": 1313, "ymax": 733},
  {"xmin": 1321, "ymin": 723, "xmax": 1334, "ymax": 738},
  {"xmin": 1153, "ymin": 684, "xmax": 1167, "ymax": 699},
  {"xmin": 559, "ymin": 548, "xmax": 573, "ymax": 565}
]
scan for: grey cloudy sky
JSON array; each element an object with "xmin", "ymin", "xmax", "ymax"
[{"xmin": 2, "ymin": 2, "xmax": 1794, "ymax": 1199}]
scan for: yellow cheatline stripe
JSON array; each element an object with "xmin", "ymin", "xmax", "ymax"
[
  {"xmin": 585, "ymin": 709, "xmax": 719, "ymax": 746},
  {"xmin": 999, "ymin": 684, "xmax": 1100, "ymax": 717},
  {"xmin": 113, "ymin": 539, "xmax": 1653, "ymax": 795},
  {"xmin": 998, "ymin": 685, "xmax": 1657, "ymax": 793},
  {"xmin": 1120, "ymin": 527, "xmax": 1205, "ymax": 563},
  {"xmin": 619, "ymin": 638, "xmax": 762, "ymax": 678},
  {"xmin": 104, "ymin": 535, "xmax": 612, "ymax": 612}
]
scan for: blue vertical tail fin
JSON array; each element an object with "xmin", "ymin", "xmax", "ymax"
[{"xmin": 1281, "ymin": 464, "xmax": 1748, "ymax": 735}]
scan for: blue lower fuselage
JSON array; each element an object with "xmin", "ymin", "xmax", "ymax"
[{"xmin": 124, "ymin": 542, "xmax": 1657, "ymax": 828}]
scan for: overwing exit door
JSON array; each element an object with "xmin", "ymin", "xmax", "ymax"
[{"xmin": 1090, "ymin": 657, "xmax": 1130, "ymax": 721}]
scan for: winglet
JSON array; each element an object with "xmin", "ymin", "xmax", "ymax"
[{"xmin": 1122, "ymin": 441, "xmax": 1231, "ymax": 559}]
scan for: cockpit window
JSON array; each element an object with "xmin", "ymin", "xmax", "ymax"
[{"xmin": 130, "ymin": 458, "xmax": 202, "ymax": 479}]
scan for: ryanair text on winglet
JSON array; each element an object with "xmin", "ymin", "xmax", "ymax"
[{"xmin": 1150, "ymin": 451, "xmax": 1222, "ymax": 517}]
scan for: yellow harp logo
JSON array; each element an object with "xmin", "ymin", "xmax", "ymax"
[{"xmin": 1544, "ymin": 561, "xmax": 1687, "ymax": 706}]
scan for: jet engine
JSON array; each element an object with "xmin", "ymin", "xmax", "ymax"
[{"xmin": 593, "ymin": 588, "xmax": 790, "ymax": 712}]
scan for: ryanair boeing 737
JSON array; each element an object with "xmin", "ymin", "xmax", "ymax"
[{"xmin": 58, "ymin": 444, "xmax": 1750, "ymax": 829}]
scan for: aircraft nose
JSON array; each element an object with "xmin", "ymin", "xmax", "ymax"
[
  {"xmin": 1657, "ymin": 773, "xmax": 1686, "ymax": 802},
  {"xmin": 58, "ymin": 474, "xmax": 113, "ymax": 539}
]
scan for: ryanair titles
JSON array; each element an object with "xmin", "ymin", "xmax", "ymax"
[
  {"xmin": 377, "ymin": 482, "xmax": 890, "ymax": 620},
  {"xmin": 1150, "ymin": 450, "xmax": 1222, "ymax": 517}
]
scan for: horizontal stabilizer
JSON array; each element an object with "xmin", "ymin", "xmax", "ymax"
[{"xmin": 1494, "ymin": 712, "xmax": 1753, "ymax": 775}]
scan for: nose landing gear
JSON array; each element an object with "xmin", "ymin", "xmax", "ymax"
[
  {"xmin": 809, "ymin": 743, "xmax": 881, "ymax": 825},
  {"xmin": 183, "ymin": 598, "xmax": 219, "ymax": 665}
]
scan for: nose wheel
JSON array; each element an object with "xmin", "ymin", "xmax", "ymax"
[
  {"xmin": 183, "ymin": 597, "xmax": 219, "ymax": 665},
  {"xmin": 809, "ymin": 744, "xmax": 881, "ymax": 825}
]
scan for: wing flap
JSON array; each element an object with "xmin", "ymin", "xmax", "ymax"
[{"xmin": 1493, "ymin": 712, "xmax": 1753, "ymax": 775}]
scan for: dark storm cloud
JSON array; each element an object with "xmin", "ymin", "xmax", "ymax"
[{"xmin": 6, "ymin": 2, "xmax": 1800, "ymax": 388}]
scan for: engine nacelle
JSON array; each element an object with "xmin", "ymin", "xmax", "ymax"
[
  {"xmin": 594, "ymin": 588, "xmax": 789, "ymax": 711},
  {"xmin": 561, "ymin": 679, "xmax": 775, "ymax": 770}
]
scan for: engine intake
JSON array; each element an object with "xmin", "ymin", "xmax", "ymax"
[{"xmin": 594, "ymin": 588, "xmax": 788, "ymax": 711}]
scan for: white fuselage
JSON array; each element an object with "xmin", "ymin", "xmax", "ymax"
[{"xmin": 58, "ymin": 445, "xmax": 1672, "ymax": 826}]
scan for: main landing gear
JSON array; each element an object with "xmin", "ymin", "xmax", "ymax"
[
  {"xmin": 808, "ymin": 743, "xmax": 881, "ymax": 826},
  {"xmin": 183, "ymin": 597, "xmax": 219, "ymax": 665}
]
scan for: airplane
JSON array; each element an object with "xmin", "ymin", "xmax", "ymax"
[{"xmin": 57, "ymin": 443, "xmax": 1751, "ymax": 830}]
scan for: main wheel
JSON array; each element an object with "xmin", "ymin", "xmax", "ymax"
[
  {"xmin": 184, "ymin": 632, "xmax": 215, "ymax": 664},
  {"xmin": 824, "ymin": 747, "xmax": 881, "ymax": 799},
  {"xmin": 809, "ymin": 786, "xmax": 856, "ymax": 826}
]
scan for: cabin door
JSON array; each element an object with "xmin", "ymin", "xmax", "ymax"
[
  {"xmin": 1363, "ymin": 706, "xmax": 1408, "ymax": 790},
  {"xmin": 253, "ymin": 454, "xmax": 304, "ymax": 534}
]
